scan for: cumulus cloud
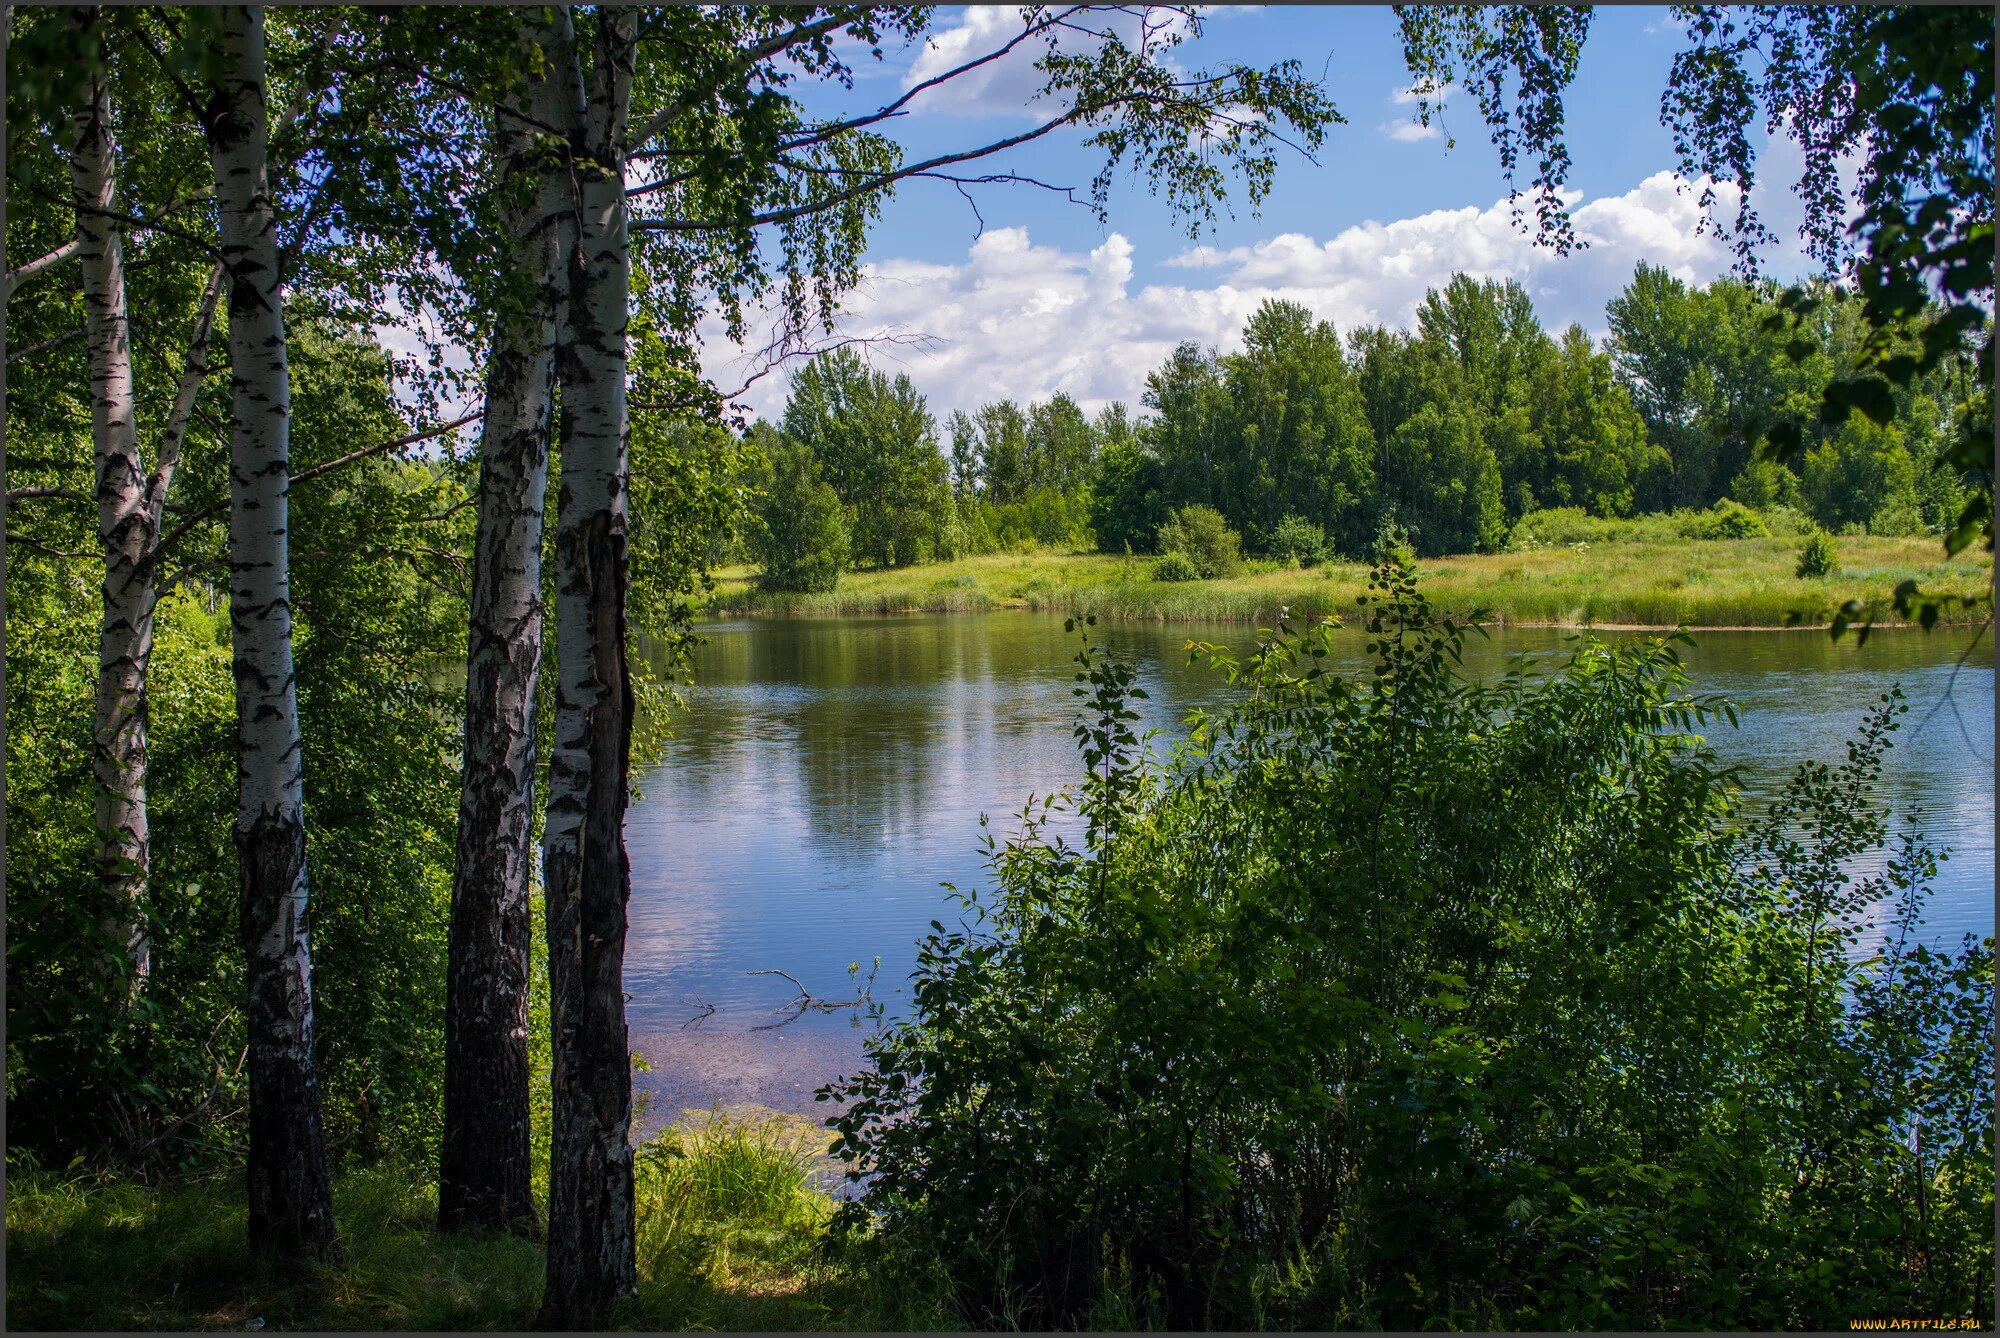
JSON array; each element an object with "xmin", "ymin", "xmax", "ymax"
[{"xmin": 698, "ymin": 159, "xmax": 1830, "ymax": 425}]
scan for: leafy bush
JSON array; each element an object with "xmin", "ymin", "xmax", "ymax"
[
  {"xmin": 1796, "ymin": 526, "xmax": 1839, "ymax": 578},
  {"xmin": 1696, "ymin": 497, "xmax": 1771, "ymax": 539},
  {"xmin": 1151, "ymin": 550, "xmax": 1201, "ymax": 582},
  {"xmin": 1268, "ymin": 514, "xmax": 1331, "ymax": 567},
  {"xmin": 1155, "ymin": 503, "xmax": 1243, "ymax": 578},
  {"xmin": 829, "ymin": 552, "xmax": 1995, "ymax": 1331}
]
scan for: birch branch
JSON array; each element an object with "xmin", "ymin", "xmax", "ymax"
[
  {"xmin": 624, "ymin": 10, "xmax": 855, "ymax": 156},
  {"xmin": 7, "ymin": 328, "xmax": 86, "ymax": 363},
  {"xmin": 5, "ymin": 485, "xmax": 89, "ymax": 503},
  {"xmin": 4, "ymin": 238, "xmax": 82, "ymax": 296},
  {"xmin": 146, "ymin": 408, "xmax": 485, "ymax": 565}
]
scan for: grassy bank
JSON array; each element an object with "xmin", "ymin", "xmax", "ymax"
[
  {"xmin": 707, "ymin": 533, "xmax": 1993, "ymax": 628},
  {"xmin": 5, "ymin": 1109, "xmax": 950, "ymax": 1333}
]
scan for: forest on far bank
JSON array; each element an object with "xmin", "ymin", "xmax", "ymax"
[{"xmin": 732, "ymin": 265, "xmax": 1981, "ymax": 594}]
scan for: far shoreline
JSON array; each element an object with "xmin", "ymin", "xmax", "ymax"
[{"xmin": 696, "ymin": 535, "xmax": 1995, "ymax": 634}]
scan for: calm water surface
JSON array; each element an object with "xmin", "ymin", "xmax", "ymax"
[{"xmin": 625, "ymin": 614, "xmax": 1994, "ymax": 1123}]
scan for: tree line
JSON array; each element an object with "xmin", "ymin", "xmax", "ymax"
[{"xmin": 741, "ymin": 268, "xmax": 1981, "ymax": 591}]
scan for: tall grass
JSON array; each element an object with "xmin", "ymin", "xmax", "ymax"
[
  {"xmin": 4, "ymin": 1109, "xmax": 955, "ymax": 1333},
  {"xmin": 706, "ymin": 534, "xmax": 1992, "ymax": 628}
]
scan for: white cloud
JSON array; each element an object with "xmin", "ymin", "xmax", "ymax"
[
  {"xmin": 697, "ymin": 156, "xmax": 1833, "ymax": 425},
  {"xmin": 1381, "ymin": 81, "xmax": 1450, "ymax": 143},
  {"xmin": 1379, "ymin": 119, "xmax": 1441, "ymax": 143}
]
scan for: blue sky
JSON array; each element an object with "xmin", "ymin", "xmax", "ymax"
[
  {"xmin": 681, "ymin": 5, "xmax": 1838, "ymax": 424},
  {"xmin": 810, "ymin": 6, "xmax": 1691, "ymax": 276}
]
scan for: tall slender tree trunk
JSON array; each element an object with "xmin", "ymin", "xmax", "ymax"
[
  {"xmin": 70, "ymin": 13, "xmax": 152, "ymax": 1002},
  {"xmin": 204, "ymin": 3, "xmax": 336, "ymax": 1261},
  {"xmin": 439, "ymin": 4, "xmax": 581, "ymax": 1239},
  {"xmin": 539, "ymin": 9, "xmax": 638, "ymax": 1326}
]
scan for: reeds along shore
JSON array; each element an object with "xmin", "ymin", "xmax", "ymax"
[{"xmin": 706, "ymin": 533, "xmax": 1995, "ymax": 629}]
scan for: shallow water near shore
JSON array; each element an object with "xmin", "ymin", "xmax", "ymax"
[{"xmin": 627, "ymin": 613, "xmax": 1995, "ymax": 1124}]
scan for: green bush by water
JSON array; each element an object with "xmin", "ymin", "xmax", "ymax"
[{"xmin": 828, "ymin": 549, "xmax": 1996, "ymax": 1331}]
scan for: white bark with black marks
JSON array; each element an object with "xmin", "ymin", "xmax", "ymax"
[
  {"xmin": 539, "ymin": 8, "xmax": 639, "ymax": 1326},
  {"xmin": 439, "ymin": 3, "xmax": 581, "ymax": 1239},
  {"xmin": 70, "ymin": 13, "xmax": 151, "ymax": 1000},
  {"xmin": 204, "ymin": 2, "xmax": 335, "ymax": 1261}
]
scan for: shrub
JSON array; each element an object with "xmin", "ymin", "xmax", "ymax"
[
  {"xmin": 1697, "ymin": 498, "xmax": 1771, "ymax": 540},
  {"xmin": 830, "ymin": 554, "xmax": 1994, "ymax": 1331},
  {"xmin": 1151, "ymin": 550, "xmax": 1201, "ymax": 582},
  {"xmin": 1269, "ymin": 514, "xmax": 1330, "ymax": 567},
  {"xmin": 1507, "ymin": 505, "xmax": 1601, "ymax": 548},
  {"xmin": 1796, "ymin": 526, "xmax": 1839, "ymax": 578},
  {"xmin": 1155, "ymin": 503, "xmax": 1243, "ymax": 578}
]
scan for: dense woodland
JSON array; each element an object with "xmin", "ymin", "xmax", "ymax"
[
  {"xmin": 741, "ymin": 270, "xmax": 1982, "ymax": 592},
  {"xmin": 4, "ymin": 3, "xmax": 1994, "ymax": 1332}
]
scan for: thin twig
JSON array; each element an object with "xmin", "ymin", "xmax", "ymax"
[{"xmin": 147, "ymin": 409, "xmax": 484, "ymax": 564}]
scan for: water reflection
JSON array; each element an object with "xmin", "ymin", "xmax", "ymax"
[{"xmin": 627, "ymin": 614, "xmax": 1993, "ymax": 1118}]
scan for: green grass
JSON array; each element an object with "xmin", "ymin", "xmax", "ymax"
[
  {"xmin": 707, "ymin": 533, "xmax": 1993, "ymax": 628},
  {"xmin": 5, "ymin": 1108, "xmax": 956, "ymax": 1333}
]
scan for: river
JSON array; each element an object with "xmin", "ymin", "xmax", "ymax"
[{"xmin": 624, "ymin": 614, "xmax": 1994, "ymax": 1128}]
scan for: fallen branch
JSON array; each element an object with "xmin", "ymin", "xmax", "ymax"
[
  {"xmin": 679, "ymin": 994, "xmax": 717, "ymax": 1030},
  {"xmin": 746, "ymin": 965, "xmax": 877, "ymax": 1031}
]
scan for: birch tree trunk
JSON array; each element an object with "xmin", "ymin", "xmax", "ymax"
[
  {"xmin": 204, "ymin": 2, "xmax": 336, "ymax": 1261},
  {"xmin": 539, "ymin": 8, "xmax": 639, "ymax": 1325},
  {"xmin": 438, "ymin": 3, "xmax": 581, "ymax": 1238},
  {"xmin": 70, "ymin": 14, "xmax": 151, "ymax": 1001}
]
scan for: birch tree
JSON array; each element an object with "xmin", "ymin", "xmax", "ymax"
[
  {"xmin": 538, "ymin": 8, "xmax": 639, "ymax": 1320},
  {"xmin": 66, "ymin": 9, "xmax": 228, "ymax": 1005},
  {"xmin": 69, "ymin": 9, "xmax": 148, "ymax": 998},
  {"xmin": 201, "ymin": 2, "xmax": 335, "ymax": 1260},
  {"xmin": 438, "ymin": 4, "xmax": 582, "ymax": 1239},
  {"xmin": 551, "ymin": 6, "xmax": 1334, "ymax": 1321}
]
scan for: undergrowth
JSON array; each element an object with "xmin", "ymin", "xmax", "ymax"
[{"xmin": 5, "ymin": 1110, "xmax": 956, "ymax": 1333}]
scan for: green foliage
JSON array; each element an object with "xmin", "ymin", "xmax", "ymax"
[
  {"xmin": 749, "ymin": 425, "xmax": 850, "ymax": 595},
  {"xmin": 1269, "ymin": 514, "xmax": 1331, "ymax": 567},
  {"xmin": 1797, "ymin": 527, "xmax": 1839, "ymax": 579},
  {"xmin": 1802, "ymin": 418, "xmax": 1924, "ymax": 535},
  {"xmin": 1150, "ymin": 550, "xmax": 1202, "ymax": 583},
  {"xmin": 1221, "ymin": 300, "xmax": 1378, "ymax": 552},
  {"xmin": 1090, "ymin": 435, "xmax": 1168, "ymax": 555},
  {"xmin": 830, "ymin": 555, "xmax": 1994, "ymax": 1330},
  {"xmin": 5, "ymin": 324, "xmax": 471, "ymax": 1174},
  {"xmin": 1385, "ymin": 401, "xmax": 1507, "ymax": 555},
  {"xmin": 1658, "ymin": 6, "xmax": 1992, "ymax": 562},
  {"xmin": 1155, "ymin": 503, "xmax": 1243, "ymax": 579},
  {"xmin": 1400, "ymin": 4, "xmax": 1992, "ymax": 625},
  {"xmin": 782, "ymin": 348, "xmax": 955, "ymax": 569},
  {"xmin": 1729, "ymin": 455, "xmax": 1804, "ymax": 511},
  {"xmin": 1698, "ymin": 498, "xmax": 1771, "ymax": 540}
]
